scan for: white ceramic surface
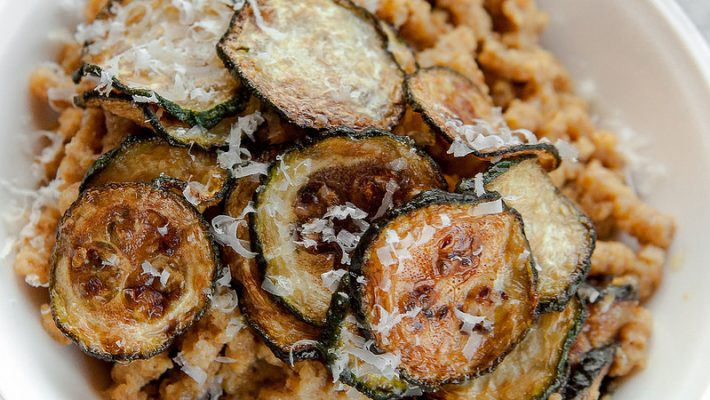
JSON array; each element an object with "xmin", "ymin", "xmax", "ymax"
[{"xmin": 1, "ymin": 1, "xmax": 709, "ymax": 399}]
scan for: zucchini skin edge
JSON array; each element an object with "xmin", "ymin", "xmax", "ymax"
[
  {"xmin": 460, "ymin": 156, "xmax": 597, "ymax": 313},
  {"xmin": 49, "ymin": 182, "xmax": 221, "ymax": 362},
  {"xmin": 215, "ymin": 0, "xmax": 407, "ymax": 132},
  {"xmin": 79, "ymin": 134, "xmax": 233, "ymax": 208},
  {"xmin": 249, "ymin": 129, "xmax": 447, "ymax": 327},
  {"xmin": 404, "ymin": 66, "xmax": 561, "ymax": 171},
  {"xmin": 74, "ymin": 63, "xmax": 249, "ymax": 130},
  {"xmin": 348, "ymin": 189, "xmax": 540, "ymax": 390}
]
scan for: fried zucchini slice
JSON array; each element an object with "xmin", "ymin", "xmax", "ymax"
[
  {"xmin": 324, "ymin": 276, "xmax": 422, "ymax": 400},
  {"xmin": 461, "ymin": 157, "xmax": 596, "ymax": 312},
  {"xmin": 223, "ymin": 177, "xmax": 322, "ymax": 363},
  {"xmin": 406, "ymin": 67, "xmax": 560, "ymax": 170},
  {"xmin": 81, "ymin": 136, "xmax": 230, "ymax": 211},
  {"xmin": 564, "ymin": 345, "xmax": 615, "ymax": 400},
  {"xmin": 351, "ymin": 190, "xmax": 538, "ymax": 387},
  {"xmin": 217, "ymin": 0, "xmax": 405, "ymax": 131},
  {"xmin": 76, "ymin": 0, "xmax": 244, "ymax": 128},
  {"xmin": 50, "ymin": 183, "xmax": 218, "ymax": 361},
  {"xmin": 253, "ymin": 131, "xmax": 446, "ymax": 326},
  {"xmin": 379, "ymin": 21, "xmax": 418, "ymax": 74},
  {"xmin": 78, "ymin": 80, "xmax": 250, "ymax": 149},
  {"xmin": 433, "ymin": 297, "xmax": 585, "ymax": 400}
]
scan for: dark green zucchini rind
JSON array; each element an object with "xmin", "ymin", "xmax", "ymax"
[
  {"xmin": 141, "ymin": 101, "xmax": 252, "ymax": 149},
  {"xmin": 252, "ymin": 130, "xmax": 446, "ymax": 327},
  {"xmin": 217, "ymin": 0, "xmax": 406, "ymax": 131},
  {"xmin": 74, "ymin": 0, "xmax": 244, "ymax": 129},
  {"xmin": 379, "ymin": 20, "xmax": 419, "ymax": 74},
  {"xmin": 350, "ymin": 190, "xmax": 539, "ymax": 388},
  {"xmin": 80, "ymin": 136, "xmax": 231, "ymax": 211},
  {"xmin": 432, "ymin": 297, "xmax": 586, "ymax": 400},
  {"xmin": 223, "ymin": 178, "xmax": 323, "ymax": 364},
  {"xmin": 563, "ymin": 345, "xmax": 616, "ymax": 400},
  {"xmin": 405, "ymin": 67, "xmax": 560, "ymax": 170},
  {"xmin": 76, "ymin": 88, "xmax": 250, "ymax": 149},
  {"xmin": 323, "ymin": 276, "xmax": 422, "ymax": 400},
  {"xmin": 50, "ymin": 182, "xmax": 219, "ymax": 362},
  {"xmin": 76, "ymin": 63, "xmax": 246, "ymax": 129},
  {"xmin": 461, "ymin": 156, "xmax": 596, "ymax": 313}
]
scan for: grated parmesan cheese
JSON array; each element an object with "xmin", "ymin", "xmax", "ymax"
[
  {"xmin": 211, "ymin": 202, "xmax": 257, "ymax": 259},
  {"xmin": 76, "ymin": 0, "xmax": 238, "ymax": 108},
  {"xmin": 473, "ymin": 173, "xmax": 485, "ymax": 197},
  {"xmin": 157, "ymin": 223, "xmax": 169, "ymax": 236},
  {"xmin": 471, "ymin": 199, "xmax": 503, "ymax": 217},
  {"xmin": 224, "ymin": 317, "xmax": 245, "ymax": 340},
  {"xmin": 212, "ymin": 288, "xmax": 239, "ymax": 313},
  {"xmin": 454, "ymin": 308, "xmax": 492, "ymax": 361},
  {"xmin": 373, "ymin": 180, "xmax": 399, "ymax": 219},
  {"xmin": 173, "ymin": 352, "xmax": 207, "ymax": 385},
  {"xmin": 321, "ymin": 269, "xmax": 348, "ymax": 292},
  {"xmin": 297, "ymin": 203, "xmax": 369, "ymax": 265},
  {"xmin": 217, "ymin": 112, "xmax": 268, "ymax": 178},
  {"xmin": 182, "ymin": 181, "xmax": 210, "ymax": 206},
  {"xmin": 140, "ymin": 260, "xmax": 162, "ymax": 285},
  {"xmin": 372, "ymin": 305, "xmax": 422, "ymax": 345},
  {"xmin": 262, "ymin": 275, "xmax": 294, "ymax": 297}
]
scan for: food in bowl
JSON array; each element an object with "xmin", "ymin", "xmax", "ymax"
[{"xmin": 8, "ymin": 0, "xmax": 676, "ymax": 398}]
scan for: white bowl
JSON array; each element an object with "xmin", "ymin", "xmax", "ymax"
[{"xmin": 1, "ymin": 1, "xmax": 710, "ymax": 399}]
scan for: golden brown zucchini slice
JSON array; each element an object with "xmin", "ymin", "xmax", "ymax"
[
  {"xmin": 405, "ymin": 67, "xmax": 560, "ymax": 170},
  {"xmin": 50, "ymin": 183, "xmax": 218, "ymax": 361},
  {"xmin": 324, "ymin": 276, "xmax": 423, "ymax": 400},
  {"xmin": 379, "ymin": 21, "xmax": 418, "ymax": 74},
  {"xmin": 461, "ymin": 157, "xmax": 596, "ymax": 312},
  {"xmin": 351, "ymin": 190, "xmax": 538, "ymax": 388},
  {"xmin": 253, "ymin": 131, "xmax": 446, "ymax": 326},
  {"xmin": 223, "ymin": 177, "xmax": 322, "ymax": 363},
  {"xmin": 432, "ymin": 297, "xmax": 585, "ymax": 400},
  {"xmin": 75, "ymin": 0, "xmax": 244, "ymax": 129},
  {"xmin": 81, "ymin": 136, "xmax": 231, "ymax": 211},
  {"xmin": 217, "ymin": 0, "xmax": 405, "ymax": 131}
]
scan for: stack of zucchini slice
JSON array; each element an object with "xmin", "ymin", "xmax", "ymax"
[{"xmin": 50, "ymin": 0, "xmax": 628, "ymax": 399}]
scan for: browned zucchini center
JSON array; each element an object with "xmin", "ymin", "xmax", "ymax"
[
  {"xmin": 294, "ymin": 163, "xmax": 414, "ymax": 219},
  {"xmin": 293, "ymin": 162, "xmax": 416, "ymax": 260}
]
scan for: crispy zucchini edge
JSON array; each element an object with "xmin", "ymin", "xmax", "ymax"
[
  {"xmin": 322, "ymin": 275, "xmax": 413, "ymax": 400},
  {"xmin": 460, "ymin": 156, "xmax": 597, "ymax": 312},
  {"xmin": 74, "ymin": 63, "xmax": 248, "ymax": 129},
  {"xmin": 79, "ymin": 135, "xmax": 233, "ymax": 208},
  {"xmin": 249, "ymin": 129, "xmax": 447, "ymax": 326},
  {"xmin": 349, "ymin": 189, "xmax": 539, "ymax": 389},
  {"xmin": 216, "ymin": 0, "xmax": 407, "ymax": 132},
  {"xmin": 404, "ymin": 67, "xmax": 561, "ymax": 170},
  {"xmin": 49, "ymin": 182, "xmax": 221, "ymax": 362}
]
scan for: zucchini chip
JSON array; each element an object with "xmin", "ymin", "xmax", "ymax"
[
  {"xmin": 379, "ymin": 21, "xmax": 418, "ymax": 74},
  {"xmin": 433, "ymin": 297, "xmax": 585, "ymax": 400},
  {"xmin": 217, "ymin": 0, "xmax": 405, "ymax": 131},
  {"xmin": 224, "ymin": 178, "xmax": 322, "ymax": 363},
  {"xmin": 76, "ymin": 0, "xmax": 244, "ymax": 128},
  {"xmin": 351, "ymin": 191, "xmax": 538, "ymax": 387},
  {"xmin": 253, "ymin": 131, "xmax": 446, "ymax": 326},
  {"xmin": 564, "ymin": 345, "xmax": 615, "ymax": 400},
  {"xmin": 324, "ymin": 277, "xmax": 422, "ymax": 400},
  {"xmin": 465, "ymin": 157, "xmax": 596, "ymax": 312},
  {"xmin": 405, "ymin": 67, "xmax": 560, "ymax": 170},
  {"xmin": 81, "ymin": 136, "xmax": 231, "ymax": 211},
  {"xmin": 50, "ymin": 183, "xmax": 219, "ymax": 361}
]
